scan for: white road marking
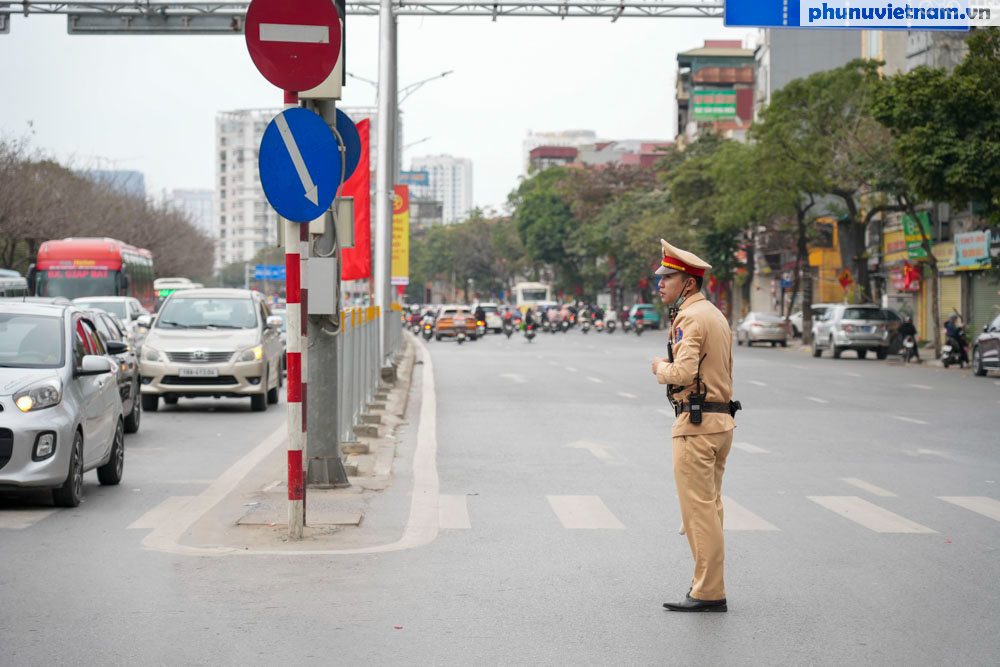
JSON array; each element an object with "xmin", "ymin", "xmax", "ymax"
[
  {"xmin": 616, "ymin": 391, "xmax": 637, "ymax": 399},
  {"xmin": 806, "ymin": 396, "xmax": 829, "ymax": 404},
  {"xmin": 808, "ymin": 496, "xmax": 937, "ymax": 533},
  {"xmin": 587, "ymin": 376, "xmax": 603, "ymax": 384},
  {"xmin": 547, "ymin": 495, "xmax": 625, "ymax": 530},
  {"xmin": 129, "ymin": 496, "xmax": 197, "ymax": 530},
  {"xmin": 262, "ymin": 479, "xmax": 283, "ymax": 493},
  {"xmin": 733, "ymin": 442, "xmax": 770, "ymax": 454},
  {"xmin": 259, "ymin": 23, "xmax": 330, "ymax": 44},
  {"xmin": 894, "ymin": 416, "xmax": 929, "ymax": 425},
  {"xmin": 938, "ymin": 496, "xmax": 1000, "ymax": 522},
  {"xmin": 746, "ymin": 380, "xmax": 768, "ymax": 387},
  {"xmin": 0, "ymin": 509, "xmax": 56, "ymax": 530},
  {"xmin": 658, "ymin": 408, "xmax": 675, "ymax": 419},
  {"xmin": 500, "ymin": 372, "xmax": 526, "ymax": 384},
  {"xmin": 842, "ymin": 372, "xmax": 863, "ymax": 378},
  {"xmin": 565, "ymin": 366, "xmax": 578, "ymax": 373},
  {"xmin": 547, "ymin": 361, "xmax": 558, "ymax": 366},
  {"xmin": 907, "ymin": 383, "xmax": 933, "ymax": 390},
  {"xmin": 841, "ymin": 477, "xmax": 897, "ymax": 497},
  {"xmin": 438, "ymin": 494, "xmax": 471, "ymax": 530},
  {"xmin": 565, "ymin": 440, "xmax": 613, "ymax": 460},
  {"xmin": 721, "ymin": 496, "xmax": 779, "ymax": 531},
  {"xmin": 910, "ymin": 448, "xmax": 956, "ymax": 461}
]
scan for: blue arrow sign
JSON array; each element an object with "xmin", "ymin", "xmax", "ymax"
[
  {"xmin": 254, "ymin": 264, "xmax": 286, "ymax": 280},
  {"xmin": 259, "ymin": 107, "xmax": 341, "ymax": 223},
  {"xmin": 335, "ymin": 108, "xmax": 362, "ymax": 182}
]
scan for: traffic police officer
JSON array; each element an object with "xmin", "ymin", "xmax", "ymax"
[{"xmin": 650, "ymin": 239, "xmax": 738, "ymax": 613}]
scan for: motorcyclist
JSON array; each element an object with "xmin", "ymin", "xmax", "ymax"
[
  {"xmin": 944, "ymin": 313, "xmax": 968, "ymax": 367},
  {"xmin": 898, "ymin": 316, "xmax": 919, "ymax": 362},
  {"xmin": 474, "ymin": 304, "xmax": 486, "ymax": 326}
]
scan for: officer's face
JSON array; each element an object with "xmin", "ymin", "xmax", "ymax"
[{"xmin": 658, "ymin": 272, "xmax": 688, "ymax": 304}]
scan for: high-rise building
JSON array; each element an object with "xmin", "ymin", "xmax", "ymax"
[
  {"xmin": 675, "ymin": 40, "xmax": 755, "ymax": 144},
  {"xmin": 167, "ymin": 188, "xmax": 214, "ymax": 237},
  {"xmin": 408, "ymin": 154, "xmax": 473, "ymax": 224}
]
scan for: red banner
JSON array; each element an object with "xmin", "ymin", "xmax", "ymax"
[{"xmin": 341, "ymin": 118, "xmax": 371, "ymax": 281}]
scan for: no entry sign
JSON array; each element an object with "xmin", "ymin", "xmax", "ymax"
[{"xmin": 245, "ymin": 0, "xmax": 342, "ymax": 92}]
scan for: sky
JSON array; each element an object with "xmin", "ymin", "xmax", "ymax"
[{"xmin": 0, "ymin": 11, "xmax": 756, "ymax": 214}]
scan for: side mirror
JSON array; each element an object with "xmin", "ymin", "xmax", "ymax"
[
  {"xmin": 266, "ymin": 315, "xmax": 283, "ymax": 329},
  {"xmin": 106, "ymin": 340, "xmax": 129, "ymax": 355},
  {"xmin": 77, "ymin": 355, "xmax": 114, "ymax": 376},
  {"xmin": 136, "ymin": 315, "xmax": 152, "ymax": 329},
  {"xmin": 985, "ymin": 325, "xmax": 990, "ymax": 333}
]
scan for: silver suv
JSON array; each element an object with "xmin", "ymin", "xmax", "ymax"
[
  {"xmin": 138, "ymin": 288, "xmax": 283, "ymax": 412},
  {"xmin": 812, "ymin": 304, "xmax": 892, "ymax": 360}
]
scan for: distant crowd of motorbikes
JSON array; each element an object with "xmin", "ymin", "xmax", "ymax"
[{"xmin": 404, "ymin": 304, "xmax": 660, "ymax": 345}]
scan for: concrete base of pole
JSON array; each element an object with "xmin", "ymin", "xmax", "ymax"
[{"xmin": 307, "ymin": 455, "xmax": 350, "ymax": 489}]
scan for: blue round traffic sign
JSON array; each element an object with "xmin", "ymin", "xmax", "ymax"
[
  {"xmin": 258, "ymin": 108, "xmax": 341, "ymax": 223},
  {"xmin": 335, "ymin": 108, "xmax": 362, "ymax": 182}
]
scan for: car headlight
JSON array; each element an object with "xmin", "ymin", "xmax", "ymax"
[
  {"xmin": 143, "ymin": 346, "xmax": 162, "ymax": 362},
  {"xmin": 14, "ymin": 378, "xmax": 63, "ymax": 413},
  {"xmin": 239, "ymin": 345, "xmax": 263, "ymax": 362}
]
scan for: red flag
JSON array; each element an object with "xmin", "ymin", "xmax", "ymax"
[
  {"xmin": 341, "ymin": 119, "xmax": 371, "ymax": 280},
  {"xmin": 903, "ymin": 260, "xmax": 920, "ymax": 290}
]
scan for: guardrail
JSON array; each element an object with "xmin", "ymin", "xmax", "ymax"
[{"xmin": 336, "ymin": 303, "xmax": 404, "ymax": 444}]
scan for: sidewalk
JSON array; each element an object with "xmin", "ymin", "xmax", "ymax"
[{"xmin": 172, "ymin": 334, "xmax": 426, "ymax": 554}]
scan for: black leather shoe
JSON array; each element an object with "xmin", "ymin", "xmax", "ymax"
[{"xmin": 663, "ymin": 594, "xmax": 727, "ymax": 612}]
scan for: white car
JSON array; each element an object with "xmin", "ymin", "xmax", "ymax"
[
  {"xmin": 788, "ymin": 303, "xmax": 839, "ymax": 338},
  {"xmin": 473, "ymin": 302, "xmax": 503, "ymax": 333},
  {"xmin": 73, "ymin": 296, "xmax": 150, "ymax": 346}
]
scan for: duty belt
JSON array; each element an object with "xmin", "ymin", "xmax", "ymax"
[{"xmin": 674, "ymin": 401, "xmax": 741, "ymax": 417}]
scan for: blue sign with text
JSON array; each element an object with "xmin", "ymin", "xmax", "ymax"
[
  {"xmin": 254, "ymin": 265, "xmax": 286, "ymax": 280},
  {"xmin": 259, "ymin": 107, "xmax": 341, "ymax": 223},
  {"xmin": 725, "ymin": 0, "xmax": 972, "ymax": 30}
]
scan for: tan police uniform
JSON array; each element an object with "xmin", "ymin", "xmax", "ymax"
[{"xmin": 653, "ymin": 239, "xmax": 736, "ymax": 602}]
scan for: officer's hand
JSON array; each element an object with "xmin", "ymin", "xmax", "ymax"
[{"xmin": 652, "ymin": 357, "xmax": 666, "ymax": 375}]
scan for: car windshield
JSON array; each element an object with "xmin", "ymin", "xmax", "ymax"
[
  {"xmin": 156, "ymin": 297, "xmax": 258, "ymax": 329},
  {"xmin": 74, "ymin": 299, "xmax": 127, "ymax": 319},
  {"xmin": 480, "ymin": 306, "xmax": 498, "ymax": 314},
  {"xmin": 843, "ymin": 308, "xmax": 885, "ymax": 321},
  {"xmin": 0, "ymin": 313, "xmax": 65, "ymax": 368},
  {"xmin": 754, "ymin": 314, "xmax": 783, "ymax": 322}
]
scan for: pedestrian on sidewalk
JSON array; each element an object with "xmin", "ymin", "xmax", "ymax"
[{"xmin": 650, "ymin": 239, "xmax": 740, "ymax": 613}]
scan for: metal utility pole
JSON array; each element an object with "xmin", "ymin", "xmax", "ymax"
[{"xmin": 374, "ymin": 0, "xmax": 397, "ymax": 366}]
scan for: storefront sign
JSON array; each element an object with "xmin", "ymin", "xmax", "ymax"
[
  {"xmin": 903, "ymin": 212, "xmax": 932, "ymax": 259},
  {"xmin": 883, "ymin": 230, "xmax": 909, "ymax": 264},
  {"xmin": 692, "ymin": 89, "xmax": 737, "ymax": 120},
  {"xmin": 954, "ymin": 230, "xmax": 992, "ymax": 269},
  {"xmin": 932, "ymin": 242, "xmax": 956, "ymax": 272}
]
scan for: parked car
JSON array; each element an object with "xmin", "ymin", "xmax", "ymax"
[
  {"xmin": 736, "ymin": 312, "xmax": 788, "ymax": 347},
  {"xmin": 137, "ymin": 288, "xmax": 284, "ymax": 412},
  {"xmin": 972, "ymin": 313, "xmax": 1000, "ymax": 376},
  {"xmin": 0, "ymin": 301, "xmax": 125, "ymax": 507},
  {"xmin": 812, "ymin": 304, "xmax": 893, "ymax": 359},
  {"xmin": 787, "ymin": 303, "xmax": 839, "ymax": 338},
  {"xmin": 73, "ymin": 296, "xmax": 150, "ymax": 346},
  {"xmin": 82, "ymin": 308, "xmax": 142, "ymax": 434},
  {"xmin": 629, "ymin": 304, "xmax": 662, "ymax": 329},
  {"xmin": 434, "ymin": 306, "xmax": 478, "ymax": 341},
  {"xmin": 472, "ymin": 302, "xmax": 503, "ymax": 333}
]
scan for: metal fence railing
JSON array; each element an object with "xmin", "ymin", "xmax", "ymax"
[{"xmin": 336, "ymin": 304, "xmax": 405, "ymax": 444}]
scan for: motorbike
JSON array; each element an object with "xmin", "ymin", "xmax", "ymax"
[
  {"xmin": 634, "ymin": 319, "xmax": 645, "ymax": 336},
  {"xmin": 581, "ymin": 319, "xmax": 591, "ymax": 334},
  {"xmin": 503, "ymin": 321, "xmax": 514, "ymax": 339},
  {"xmin": 595, "ymin": 319, "xmax": 604, "ymax": 333},
  {"xmin": 941, "ymin": 331, "xmax": 968, "ymax": 368},
  {"xmin": 607, "ymin": 320, "xmax": 616, "ymax": 334},
  {"xmin": 549, "ymin": 319, "xmax": 558, "ymax": 334},
  {"xmin": 560, "ymin": 319, "xmax": 570, "ymax": 333},
  {"xmin": 902, "ymin": 335, "xmax": 918, "ymax": 363},
  {"xmin": 621, "ymin": 319, "xmax": 632, "ymax": 333},
  {"xmin": 476, "ymin": 320, "xmax": 486, "ymax": 338},
  {"xmin": 525, "ymin": 323, "xmax": 536, "ymax": 342},
  {"xmin": 422, "ymin": 322, "xmax": 434, "ymax": 341}
]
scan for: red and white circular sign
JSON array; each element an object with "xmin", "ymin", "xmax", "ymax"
[{"xmin": 245, "ymin": 0, "xmax": 342, "ymax": 92}]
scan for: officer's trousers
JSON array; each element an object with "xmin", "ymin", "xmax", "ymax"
[{"xmin": 672, "ymin": 430, "xmax": 733, "ymax": 601}]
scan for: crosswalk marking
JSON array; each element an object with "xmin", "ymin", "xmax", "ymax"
[
  {"xmin": 547, "ymin": 495, "xmax": 625, "ymax": 530},
  {"xmin": 841, "ymin": 477, "xmax": 897, "ymax": 497},
  {"xmin": 565, "ymin": 441, "xmax": 613, "ymax": 460},
  {"xmin": 733, "ymin": 442, "xmax": 770, "ymax": 454},
  {"xmin": 565, "ymin": 366, "xmax": 578, "ymax": 373},
  {"xmin": 721, "ymin": 496, "xmax": 779, "ymax": 531},
  {"xmin": 893, "ymin": 416, "xmax": 929, "ymax": 425},
  {"xmin": 938, "ymin": 496, "xmax": 1000, "ymax": 522},
  {"xmin": 907, "ymin": 383, "xmax": 932, "ymax": 390},
  {"xmin": 587, "ymin": 376, "xmax": 603, "ymax": 384},
  {"xmin": 0, "ymin": 509, "xmax": 56, "ymax": 530},
  {"xmin": 438, "ymin": 494, "xmax": 471, "ymax": 530},
  {"xmin": 499, "ymin": 372, "xmax": 526, "ymax": 384},
  {"xmin": 808, "ymin": 496, "xmax": 937, "ymax": 533}
]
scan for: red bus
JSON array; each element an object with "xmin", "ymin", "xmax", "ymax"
[{"xmin": 31, "ymin": 237, "xmax": 155, "ymax": 311}]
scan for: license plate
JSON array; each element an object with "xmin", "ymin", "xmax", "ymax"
[
  {"xmin": 860, "ymin": 325, "xmax": 871, "ymax": 333},
  {"xmin": 179, "ymin": 367, "xmax": 219, "ymax": 378}
]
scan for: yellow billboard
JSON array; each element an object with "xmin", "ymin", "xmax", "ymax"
[{"xmin": 391, "ymin": 185, "xmax": 409, "ymax": 287}]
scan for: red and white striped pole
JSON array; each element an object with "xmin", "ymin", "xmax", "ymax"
[{"xmin": 283, "ymin": 90, "xmax": 307, "ymax": 539}]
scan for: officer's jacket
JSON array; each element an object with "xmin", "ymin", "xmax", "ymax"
[{"xmin": 655, "ymin": 292, "xmax": 736, "ymax": 436}]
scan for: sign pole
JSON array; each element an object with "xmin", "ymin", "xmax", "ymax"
[{"xmin": 374, "ymin": 0, "xmax": 397, "ymax": 365}]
